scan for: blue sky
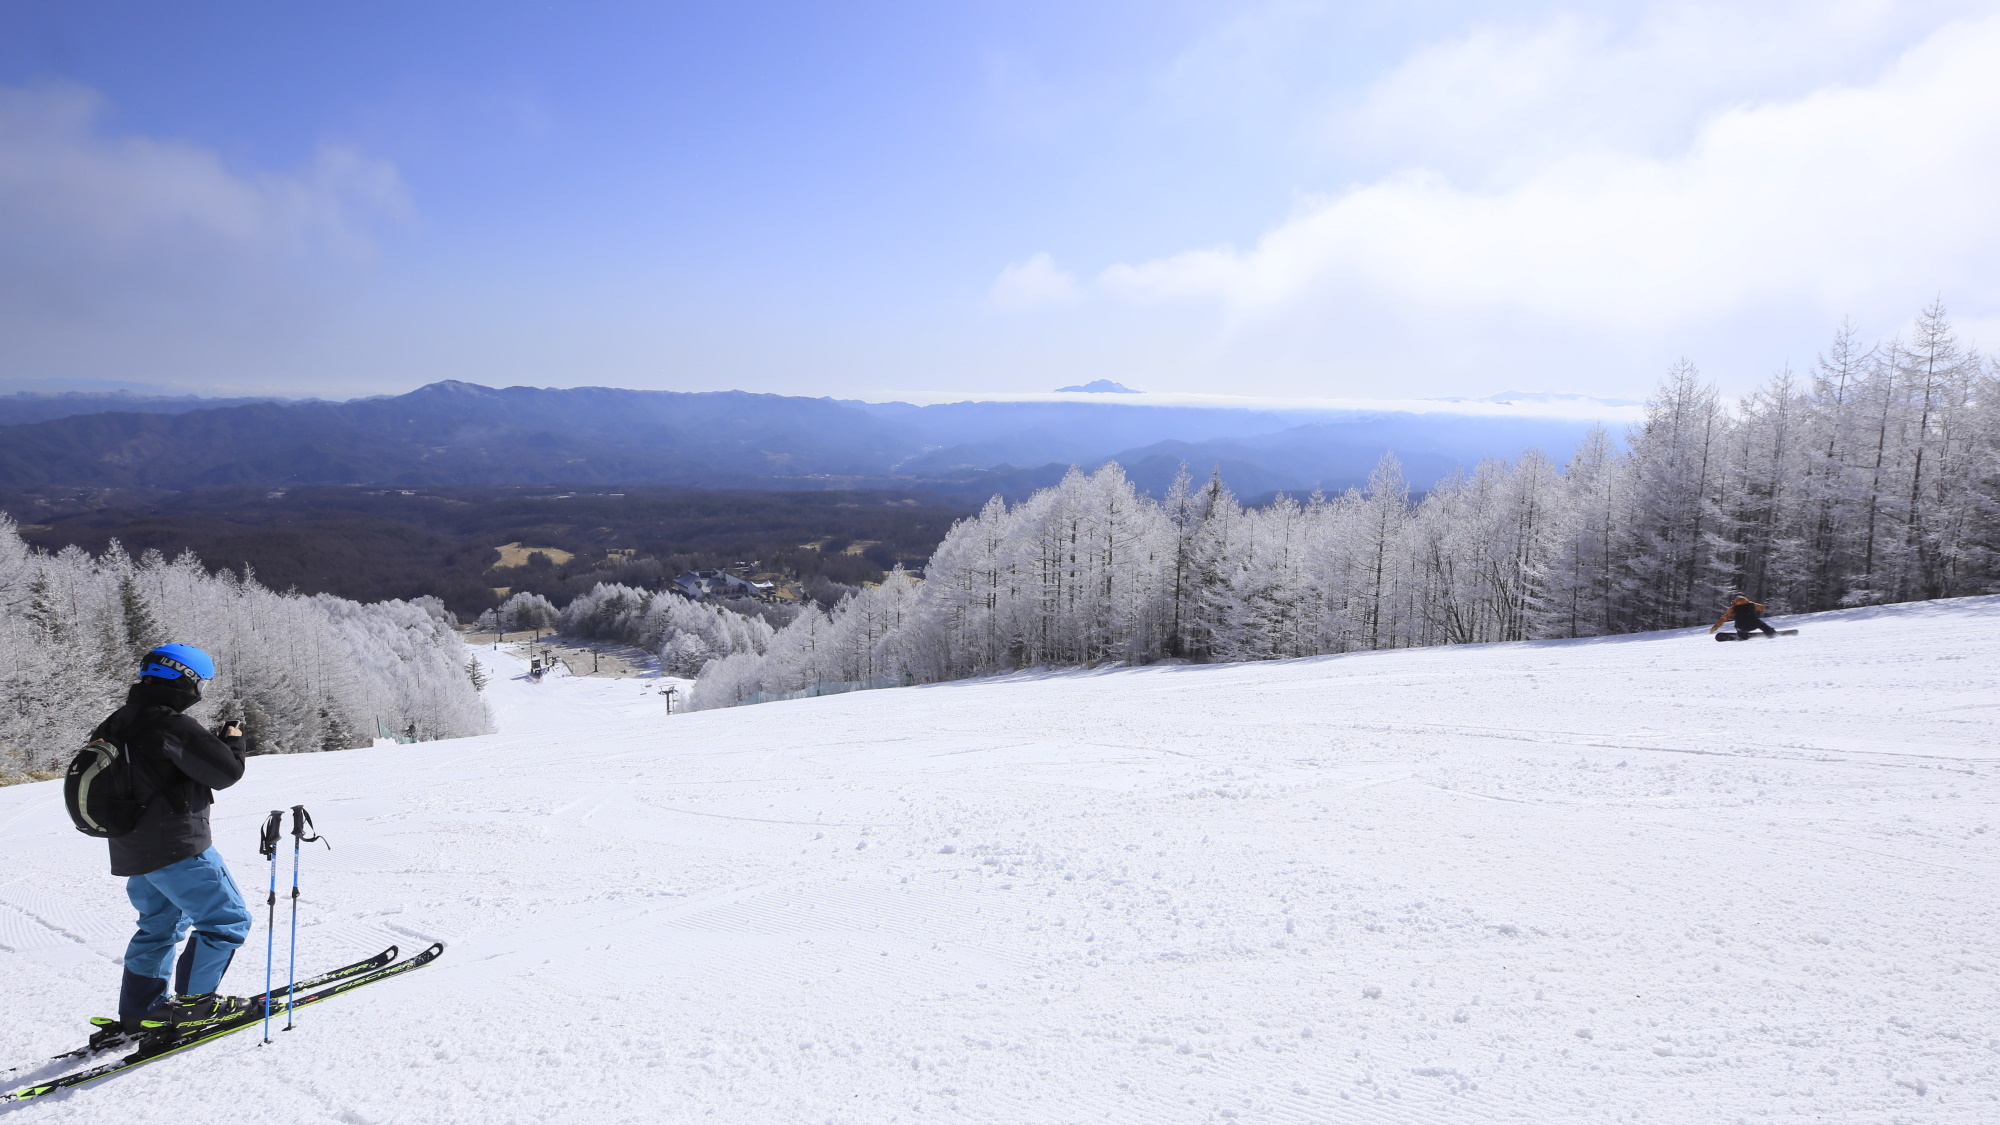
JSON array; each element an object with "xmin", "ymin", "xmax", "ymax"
[{"xmin": 2, "ymin": 1, "xmax": 1997, "ymax": 401}]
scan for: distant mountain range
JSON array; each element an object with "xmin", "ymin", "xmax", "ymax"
[
  {"xmin": 0, "ymin": 390, "xmax": 297, "ymax": 427},
  {"xmin": 0, "ymin": 380, "xmax": 1627, "ymax": 501}
]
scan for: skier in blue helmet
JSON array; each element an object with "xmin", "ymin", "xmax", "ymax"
[{"xmin": 86, "ymin": 643, "xmax": 256, "ymax": 1042}]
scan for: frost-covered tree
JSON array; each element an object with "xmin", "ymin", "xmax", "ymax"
[
  {"xmin": 553, "ymin": 582, "xmax": 773, "ymax": 677},
  {"xmin": 481, "ymin": 591, "xmax": 560, "ymax": 635},
  {"xmin": 0, "ymin": 517, "xmax": 491, "ymax": 776},
  {"xmin": 1352, "ymin": 454, "xmax": 1411, "ymax": 649},
  {"xmin": 1622, "ymin": 361, "xmax": 1726, "ymax": 628}
]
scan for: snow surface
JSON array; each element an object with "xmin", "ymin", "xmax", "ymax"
[{"xmin": 3, "ymin": 597, "xmax": 1998, "ymax": 1123}]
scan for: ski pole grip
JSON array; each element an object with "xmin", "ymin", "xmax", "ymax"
[
  {"xmin": 259, "ymin": 809, "xmax": 284, "ymax": 857},
  {"xmin": 291, "ymin": 804, "xmax": 330, "ymax": 848}
]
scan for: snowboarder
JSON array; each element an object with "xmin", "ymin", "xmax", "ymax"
[
  {"xmin": 1709, "ymin": 595, "xmax": 1779, "ymax": 639},
  {"xmin": 92, "ymin": 644, "xmax": 256, "ymax": 1035}
]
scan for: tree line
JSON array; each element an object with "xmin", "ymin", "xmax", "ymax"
[
  {"xmin": 0, "ymin": 517, "xmax": 491, "ymax": 777},
  {"xmin": 687, "ymin": 304, "xmax": 1998, "ymax": 707},
  {"xmin": 478, "ymin": 586, "xmax": 779, "ymax": 680}
]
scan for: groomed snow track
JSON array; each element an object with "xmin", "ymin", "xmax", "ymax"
[{"xmin": 3, "ymin": 596, "xmax": 1997, "ymax": 1122}]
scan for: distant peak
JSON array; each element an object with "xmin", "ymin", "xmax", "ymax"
[
  {"xmin": 408, "ymin": 380, "xmax": 498, "ymax": 397},
  {"xmin": 1055, "ymin": 380, "xmax": 1140, "ymax": 394}
]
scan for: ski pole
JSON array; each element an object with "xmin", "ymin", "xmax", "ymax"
[
  {"xmin": 258, "ymin": 809, "xmax": 283, "ymax": 1044},
  {"xmin": 284, "ymin": 805, "xmax": 329, "ymax": 1032}
]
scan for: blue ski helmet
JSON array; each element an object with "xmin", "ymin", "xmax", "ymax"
[{"xmin": 141, "ymin": 643, "xmax": 215, "ymax": 683}]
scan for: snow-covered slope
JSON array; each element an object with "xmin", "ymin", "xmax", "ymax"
[{"xmin": 3, "ymin": 599, "xmax": 1997, "ymax": 1122}]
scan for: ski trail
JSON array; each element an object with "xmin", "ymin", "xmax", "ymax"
[{"xmin": 1, "ymin": 597, "xmax": 1996, "ymax": 1121}]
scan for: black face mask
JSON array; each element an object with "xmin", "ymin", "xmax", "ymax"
[{"xmin": 133, "ymin": 677, "xmax": 202, "ymax": 713}]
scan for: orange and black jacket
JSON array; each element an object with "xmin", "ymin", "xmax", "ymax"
[{"xmin": 1709, "ymin": 600, "xmax": 1767, "ymax": 632}]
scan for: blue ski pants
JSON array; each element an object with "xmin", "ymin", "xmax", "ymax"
[{"xmin": 119, "ymin": 848, "xmax": 251, "ymax": 1023}]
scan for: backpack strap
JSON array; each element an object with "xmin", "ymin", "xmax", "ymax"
[{"xmin": 121, "ymin": 707, "xmax": 191, "ymax": 816}]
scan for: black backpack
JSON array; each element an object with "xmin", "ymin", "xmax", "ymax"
[{"xmin": 63, "ymin": 738, "xmax": 151, "ymax": 838}]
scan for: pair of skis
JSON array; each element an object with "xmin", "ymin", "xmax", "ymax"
[
  {"xmin": 5, "ymin": 803, "xmax": 445, "ymax": 1103},
  {"xmin": 3, "ymin": 942, "xmax": 445, "ymax": 1102}
]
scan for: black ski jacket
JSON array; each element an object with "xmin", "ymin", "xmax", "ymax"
[{"xmin": 90, "ymin": 683, "xmax": 247, "ymax": 877}]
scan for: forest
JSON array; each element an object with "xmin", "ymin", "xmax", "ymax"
[
  {"xmin": 686, "ymin": 306, "xmax": 1997, "ymax": 707},
  {"xmin": 0, "ymin": 518, "xmax": 491, "ymax": 778},
  {"xmin": 4, "ymin": 485, "xmax": 963, "ymax": 614}
]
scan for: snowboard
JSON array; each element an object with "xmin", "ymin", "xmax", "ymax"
[{"xmin": 1715, "ymin": 629, "xmax": 1798, "ymax": 641}]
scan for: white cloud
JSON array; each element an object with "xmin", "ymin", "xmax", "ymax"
[
  {"xmin": 1090, "ymin": 6, "xmax": 2000, "ymax": 369},
  {"xmin": 0, "ymin": 84, "xmax": 405, "ymax": 262},
  {"xmin": 990, "ymin": 251, "xmax": 1082, "ymax": 308},
  {"xmin": 0, "ymin": 82, "xmax": 407, "ymax": 382},
  {"xmin": 1333, "ymin": 2, "xmax": 1974, "ymax": 179}
]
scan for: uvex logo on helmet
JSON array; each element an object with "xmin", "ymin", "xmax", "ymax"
[{"xmin": 140, "ymin": 643, "xmax": 215, "ymax": 683}]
